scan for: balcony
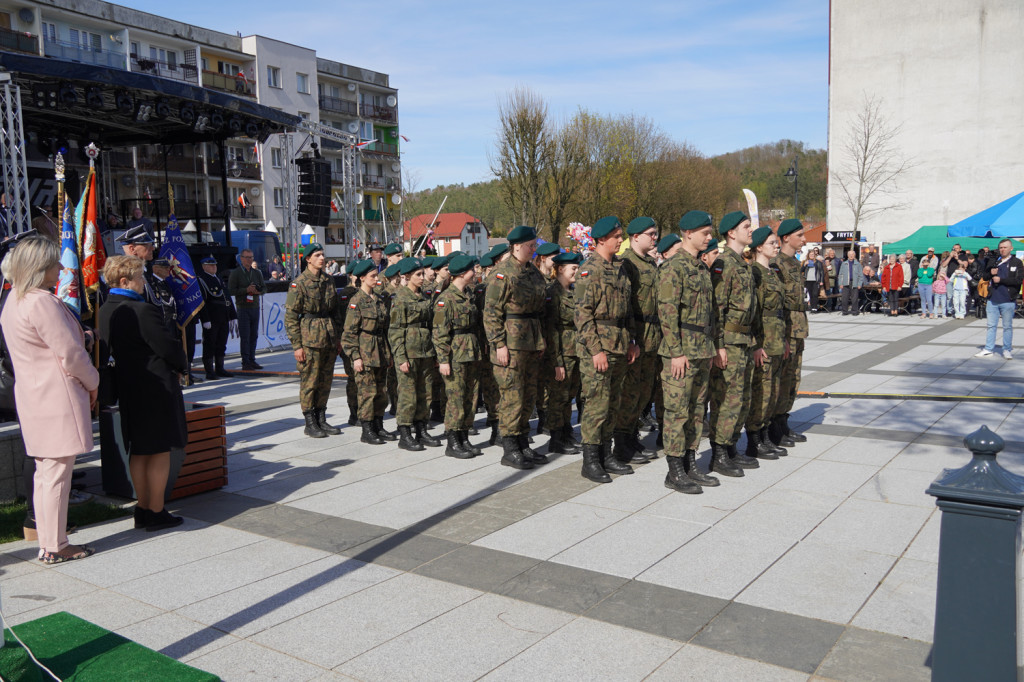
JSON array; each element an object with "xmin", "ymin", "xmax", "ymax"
[
  {"xmin": 361, "ymin": 103, "xmax": 397, "ymax": 123},
  {"xmin": 230, "ymin": 204, "xmax": 262, "ymax": 220},
  {"xmin": 331, "ymin": 171, "xmax": 345, "ymax": 185},
  {"xmin": 130, "ymin": 55, "xmax": 198, "ymax": 84},
  {"xmin": 44, "ymin": 37, "xmax": 126, "ymax": 69},
  {"xmin": 360, "ymin": 141, "xmax": 398, "ymax": 156},
  {"xmin": 363, "ymin": 209, "xmax": 382, "ymax": 221},
  {"xmin": 361, "ymin": 174, "xmax": 386, "ymax": 190},
  {"xmin": 207, "ymin": 160, "xmax": 261, "ymax": 180},
  {"xmin": 0, "ymin": 27, "xmax": 39, "ymax": 55},
  {"xmin": 202, "ymin": 70, "xmax": 255, "ymax": 98},
  {"xmin": 319, "ymin": 95, "xmax": 358, "ymax": 116}
]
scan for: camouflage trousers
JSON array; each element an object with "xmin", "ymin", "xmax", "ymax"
[
  {"xmin": 396, "ymin": 357, "xmax": 433, "ymax": 426},
  {"xmin": 431, "ymin": 365, "xmax": 447, "ymax": 413},
  {"xmin": 477, "ymin": 359, "xmax": 499, "ymax": 421},
  {"xmin": 493, "ymin": 349, "xmax": 541, "ymax": 436},
  {"xmin": 355, "ymin": 364, "xmax": 388, "ymax": 421},
  {"xmin": 443, "ymin": 361, "xmax": 480, "ymax": 431},
  {"xmin": 545, "ymin": 356, "xmax": 580, "ymax": 432},
  {"xmin": 746, "ymin": 354, "xmax": 783, "ymax": 431},
  {"xmin": 653, "ymin": 375, "xmax": 664, "ymax": 422},
  {"xmin": 579, "ymin": 352, "xmax": 629, "ymax": 445},
  {"xmin": 535, "ymin": 353, "xmax": 554, "ymax": 413},
  {"xmin": 775, "ymin": 339, "xmax": 804, "ymax": 416},
  {"xmin": 387, "ymin": 365, "xmax": 398, "ymax": 412},
  {"xmin": 297, "ymin": 347, "xmax": 337, "ymax": 412},
  {"xmin": 341, "ymin": 353, "xmax": 358, "ymax": 416},
  {"xmin": 709, "ymin": 345, "xmax": 753, "ymax": 446},
  {"xmin": 661, "ymin": 356, "xmax": 711, "ymax": 453},
  {"xmin": 620, "ymin": 350, "xmax": 660, "ymax": 432}
]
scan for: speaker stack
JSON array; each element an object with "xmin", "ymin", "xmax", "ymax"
[{"xmin": 295, "ymin": 158, "xmax": 331, "ymax": 227}]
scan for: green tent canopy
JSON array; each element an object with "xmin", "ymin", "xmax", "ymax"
[{"xmin": 882, "ymin": 225, "xmax": 1024, "ymax": 256}]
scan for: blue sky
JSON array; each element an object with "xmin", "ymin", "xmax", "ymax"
[{"xmin": 131, "ymin": 0, "xmax": 828, "ymax": 190}]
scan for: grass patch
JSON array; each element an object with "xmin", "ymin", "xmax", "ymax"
[{"xmin": 0, "ymin": 499, "xmax": 131, "ymax": 544}]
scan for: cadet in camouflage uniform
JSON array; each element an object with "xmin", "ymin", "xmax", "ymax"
[
  {"xmin": 771, "ymin": 219, "xmax": 809, "ymax": 447},
  {"xmin": 341, "ymin": 259, "xmax": 395, "ymax": 445},
  {"xmin": 285, "ymin": 243, "xmax": 344, "ymax": 438},
  {"xmin": 650, "ymin": 233, "xmax": 683, "ymax": 444},
  {"xmin": 383, "ymin": 263, "xmax": 401, "ymax": 416},
  {"xmin": 474, "ymin": 252, "xmax": 500, "ymax": 444},
  {"xmin": 433, "ymin": 255, "xmax": 485, "ymax": 459},
  {"xmin": 426, "ymin": 255, "xmax": 450, "ymax": 423},
  {"xmin": 658, "ymin": 211, "xmax": 724, "ymax": 494},
  {"xmin": 708, "ymin": 212, "xmax": 760, "ymax": 472},
  {"xmin": 575, "ymin": 216, "xmax": 640, "ymax": 483},
  {"xmin": 389, "ymin": 257, "xmax": 442, "ymax": 451},
  {"xmin": 337, "ymin": 271, "xmax": 360, "ymax": 424},
  {"xmin": 618, "ymin": 217, "xmax": 662, "ymax": 461},
  {"xmin": 544, "ymin": 252, "xmax": 583, "ymax": 455},
  {"xmin": 745, "ymin": 227, "xmax": 789, "ymax": 460},
  {"xmin": 483, "ymin": 226, "xmax": 549, "ymax": 470},
  {"xmin": 532, "ymin": 241, "xmax": 560, "ymax": 433}
]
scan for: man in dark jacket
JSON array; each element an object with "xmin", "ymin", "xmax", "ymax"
[
  {"xmin": 975, "ymin": 239, "xmax": 1023, "ymax": 359},
  {"xmin": 197, "ymin": 257, "xmax": 235, "ymax": 380}
]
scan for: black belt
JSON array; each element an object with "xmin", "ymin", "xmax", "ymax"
[
  {"xmin": 679, "ymin": 322, "xmax": 712, "ymax": 336},
  {"xmin": 596, "ymin": 318, "xmax": 628, "ymax": 328},
  {"xmin": 404, "ymin": 321, "xmax": 430, "ymax": 328},
  {"xmin": 507, "ymin": 312, "xmax": 541, "ymax": 320},
  {"xmin": 361, "ymin": 328, "xmax": 385, "ymax": 336},
  {"xmin": 769, "ymin": 310, "xmax": 786, "ymax": 320},
  {"xmin": 635, "ymin": 314, "xmax": 660, "ymax": 324},
  {"xmin": 301, "ymin": 313, "xmax": 333, "ymax": 319},
  {"xmin": 452, "ymin": 327, "xmax": 474, "ymax": 335}
]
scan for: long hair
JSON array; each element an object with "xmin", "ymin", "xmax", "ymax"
[{"xmin": 0, "ymin": 236, "xmax": 60, "ymax": 300}]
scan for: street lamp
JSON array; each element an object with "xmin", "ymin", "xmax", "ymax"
[{"xmin": 784, "ymin": 157, "xmax": 798, "ymax": 219}]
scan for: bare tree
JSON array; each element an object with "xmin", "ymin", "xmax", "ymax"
[
  {"xmin": 834, "ymin": 94, "xmax": 913, "ymax": 233},
  {"xmin": 489, "ymin": 87, "xmax": 552, "ymax": 229},
  {"xmin": 544, "ymin": 113, "xmax": 589, "ymax": 242}
]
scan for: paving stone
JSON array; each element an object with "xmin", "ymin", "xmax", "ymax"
[
  {"xmin": 816, "ymin": 627, "xmax": 932, "ymax": 681},
  {"xmin": 817, "ymin": 437, "xmax": 909, "ymax": 466},
  {"xmin": 187, "ymin": 639, "xmax": 327, "ymax": 681},
  {"xmin": 712, "ymin": 487, "xmax": 844, "ymax": 542},
  {"xmin": 774, "ymin": 459, "xmax": 880, "ymax": 498},
  {"xmin": 116, "ymin": 611, "xmax": 240, "ymax": 662},
  {"xmin": 852, "ymin": 557, "xmax": 937, "ymax": 642},
  {"xmin": 342, "ymin": 528, "xmax": 462, "ymax": 571},
  {"xmin": 171, "ymin": 491, "xmax": 272, "ymax": 525},
  {"xmin": 343, "ymin": 480, "xmax": 494, "ymax": 529},
  {"xmin": 413, "ymin": 544, "xmax": 540, "ymax": 592},
  {"xmin": 494, "ymin": 560, "xmax": 628, "ymax": 614},
  {"xmin": 414, "ymin": 506, "xmax": 526, "ymax": 544},
  {"xmin": 903, "ymin": 510, "xmax": 940, "ymax": 562},
  {"xmin": 473, "ymin": 502, "xmax": 628, "ymax": 560},
  {"xmin": 4, "ymin": 588, "xmax": 163, "ymax": 630},
  {"xmin": 287, "ymin": 515, "xmax": 393, "ymax": 554},
  {"xmin": 804, "ymin": 497, "xmax": 932, "ymax": 556},
  {"xmin": 646, "ymin": 643, "xmax": 808, "ymax": 681},
  {"xmin": 285, "ymin": 473, "xmax": 432, "ymax": 517},
  {"xmin": 585, "ymin": 580, "xmax": 728, "ymax": 643},
  {"xmin": 852, "ymin": 467, "xmax": 941, "ymax": 508}
]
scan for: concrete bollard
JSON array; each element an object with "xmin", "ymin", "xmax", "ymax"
[{"xmin": 926, "ymin": 425, "xmax": 1024, "ymax": 682}]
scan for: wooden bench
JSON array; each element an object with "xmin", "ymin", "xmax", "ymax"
[{"xmin": 897, "ymin": 294, "xmax": 920, "ymax": 314}]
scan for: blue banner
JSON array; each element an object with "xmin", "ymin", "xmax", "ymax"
[
  {"xmin": 56, "ymin": 192, "xmax": 80, "ymax": 317},
  {"xmin": 158, "ymin": 213, "xmax": 204, "ymax": 328}
]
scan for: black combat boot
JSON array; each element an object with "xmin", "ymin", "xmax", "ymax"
[
  {"xmin": 630, "ymin": 431, "xmax": 657, "ymax": 459},
  {"xmin": 459, "ymin": 430, "xmax": 483, "ymax": 456},
  {"xmin": 429, "ymin": 401, "xmax": 443, "ymax": 423},
  {"xmin": 398, "ymin": 425, "xmax": 425, "ymax": 451},
  {"xmin": 709, "ymin": 442, "xmax": 744, "ymax": 477},
  {"xmin": 316, "ymin": 409, "xmax": 341, "ymax": 435},
  {"xmin": 373, "ymin": 417, "xmax": 398, "ymax": 441},
  {"xmin": 746, "ymin": 428, "xmax": 777, "ymax": 460},
  {"xmin": 664, "ymin": 455, "xmax": 702, "ymax": 494},
  {"xmin": 614, "ymin": 432, "xmax": 650, "ymax": 464},
  {"xmin": 769, "ymin": 415, "xmax": 795, "ymax": 447},
  {"xmin": 445, "ymin": 431, "xmax": 473, "ymax": 459},
  {"xmin": 684, "ymin": 449, "xmax": 720, "ymax": 486},
  {"xmin": 548, "ymin": 428, "xmax": 581, "ymax": 455},
  {"xmin": 500, "ymin": 436, "xmax": 533, "ymax": 470},
  {"xmin": 414, "ymin": 421, "xmax": 443, "ymax": 448},
  {"xmin": 488, "ymin": 419, "xmax": 499, "ymax": 446},
  {"xmin": 761, "ymin": 427, "xmax": 787, "ymax": 456},
  {"xmin": 303, "ymin": 411, "xmax": 327, "ymax": 438},
  {"xmin": 581, "ymin": 444, "xmax": 611, "ymax": 483},
  {"xmin": 601, "ymin": 441, "xmax": 634, "ymax": 475},
  {"xmin": 782, "ymin": 413, "xmax": 807, "ymax": 442},
  {"xmin": 348, "ymin": 411, "xmax": 358, "ymax": 426},
  {"xmin": 519, "ymin": 434, "xmax": 548, "ymax": 465},
  {"xmin": 562, "ymin": 425, "xmax": 580, "ymax": 446},
  {"xmin": 360, "ymin": 420, "xmax": 385, "ymax": 445},
  {"xmin": 728, "ymin": 442, "xmax": 760, "ymax": 469}
]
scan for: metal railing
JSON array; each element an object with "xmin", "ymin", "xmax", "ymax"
[
  {"xmin": 201, "ymin": 70, "xmax": 255, "ymax": 98},
  {"xmin": 44, "ymin": 37, "xmax": 126, "ymax": 69},
  {"xmin": 361, "ymin": 174, "xmax": 386, "ymax": 189},
  {"xmin": 207, "ymin": 160, "xmax": 261, "ymax": 180},
  {"xmin": 361, "ymin": 103, "xmax": 397, "ymax": 123},
  {"xmin": 0, "ymin": 27, "xmax": 39, "ymax": 54},
  {"xmin": 319, "ymin": 95, "xmax": 358, "ymax": 116},
  {"xmin": 360, "ymin": 141, "xmax": 398, "ymax": 156},
  {"xmin": 130, "ymin": 55, "xmax": 198, "ymax": 84}
]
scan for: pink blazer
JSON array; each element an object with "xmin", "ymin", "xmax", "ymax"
[{"xmin": 0, "ymin": 289, "xmax": 99, "ymax": 458}]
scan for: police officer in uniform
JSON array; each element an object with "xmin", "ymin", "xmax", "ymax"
[
  {"xmin": 771, "ymin": 219, "xmax": 810, "ymax": 447},
  {"xmin": 285, "ymin": 243, "xmax": 344, "ymax": 438},
  {"xmin": 197, "ymin": 256, "xmax": 235, "ymax": 381}
]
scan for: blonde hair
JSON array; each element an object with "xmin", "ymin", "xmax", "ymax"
[
  {"xmin": 0, "ymin": 236, "xmax": 60, "ymax": 299},
  {"xmin": 103, "ymin": 255, "xmax": 144, "ymax": 287}
]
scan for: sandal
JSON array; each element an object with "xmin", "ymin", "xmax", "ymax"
[{"xmin": 40, "ymin": 544, "xmax": 94, "ymax": 565}]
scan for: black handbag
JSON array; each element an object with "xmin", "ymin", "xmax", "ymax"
[{"xmin": 98, "ymin": 361, "xmax": 118, "ymax": 407}]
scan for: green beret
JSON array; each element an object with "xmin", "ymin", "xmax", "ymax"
[
  {"xmin": 383, "ymin": 243, "xmax": 403, "ymax": 256},
  {"xmin": 777, "ymin": 218, "xmax": 804, "ymax": 237},
  {"xmin": 478, "ymin": 254, "xmax": 494, "ymax": 268},
  {"xmin": 488, "ymin": 243, "xmax": 510, "ymax": 259},
  {"xmin": 679, "ymin": 211, "xmax": 713, "ymax": 232},
  {"xmin": 349, "ymin": 259, "xmax": 375, "ymax": 277},
  {"xmin": 303, "ymin": 242, "xmax": 323, "ymax": 258},
  {"xmin": 433, "ymin": 254, "xmax": 450, "ymax": 269},
  {"xmin": 750, "ymin": 226, "xmax": 773, "ymax": 248},
  {"xmin": 383, "ymin": 263, "xmax": 400, "ymax": 278},
  {"xmin": 592, "ymin": 216, "xmax": 622, "ymax": 240},
  {"xmin": 553, "ymin": 252, "xmax": 581, "ymax": 265},
  {"xmin": 421, "ymin": 255, "xmax": 435, "ymax": 269},
  {"xmin": 719, "ymin": 211, "xmax": 749, "ymax": 235},
  {"xmin": 448, "ymin": 254, "xmax": 478, "ymax": 276},
  {"xmin": 535, "ymin": 242, "xmax": 560, "ymax": 257},
  {"xmin": 656, "ymin": 233, "xmax": 681, "ymax": 254},
  {"xmin": 398, "ymin": 257, "xmax": 423, "ymax": 275},
  {"xmin": 700, "ymin": 239, "xmax": 719, "ymax": 256},
  {"xmin": 448, "ymin": 250, "xmax": 466, "ymax": 258},
  {"xmin": 507, "ymin": 225, "xmax": 537, "ymax": 244},
  {"xmin": 627, "ymin": 217, "xmax": 656, "ymax": 235}
]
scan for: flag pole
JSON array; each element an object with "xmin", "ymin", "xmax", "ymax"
[
  {"xmin": 413, "ymin": 194, "xmax": 447, "ymax": 255},
  {"xmin": 82, "ymin": 143, "xmax": 100, "ymax": 318},
  {"xmin": 168, "ymin": 183, "xmax": 189, "ymax": 388}
]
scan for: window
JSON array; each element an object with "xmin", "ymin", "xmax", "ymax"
[
  {"xmin": 271, "ymin": 148, "xmax": 282, "ymax": 168},
  {"xmin": 40, "ymin": 22, "xmax": 56, "ymax": 42},
  {"xmin": 130, "ymin": 41, "xmax": 139, "ymax": 58},
  {"xmin": 149, "ymin": 47, "xmax": 177, "ymax": 68},
  {"xmin": 359, "ymin": 121, "xmax": 374, "ymax": 141},
  {"xmin": 330, "ymin": 85, "xmax": 340, "ymax": 98},
  {"xmin": 172, "ymin": 184, "xmax": 188, "ymax": 203},
  {"xmin": 298, "ymin": 111, "xmax": 310, "ymax": 121},
  {"xmin": 226, "ymin": 146, "xmax": 245, "ymax": 162},
  {"xmin": 266, "ymin": 66, "xmax": 281, "ymax": 88},
  {"xmin": 273, "ymin": 187, "xmax": 284, "ymax": 208},
  {"xmin": 296, "ymin": 73, "xmax": 309, "ymax": 94},
  {"xmin": 69, "ymin": 28, "xmax": 101, "ymax": 52},
  {"xmin": 200, "ymin": 57, "xmax": 209, "ymax": 71}
]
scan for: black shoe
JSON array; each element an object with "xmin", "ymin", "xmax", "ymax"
[
  {"xmin": 664, "ymin": 455, "xmax": 702, "ymax": 494},
  {"xmin": 630, "ymin": 431, "xmax": 657, "ymax": 459},
  {"xmin": 206, "ymin": 373, "xmax": 219, "ymax": 381},
  {"xmin": 684, "ymin": 449, "xmax": 719, "ymax": 486},
  {"xmin": 250, "ymin": 362, "xmax": 264, "ymax": 370},
  {"xmin": 601, "ymin": 441, "xmax": 634, "ymax": 475},
  {"xmin": 133, "ymin": 506, "xmax": 152, "ymax": 529},
  {"xmin": 361, "ymin": 420, "xmax": 386, "ymax": 445},
  {"xmin": 710, "ymin": 442, "xmax": 744, "ymax": 477},
  {"xmin": 303, "ymin": 411, "xmax": 327, "ymax": 439},
  {"xmin": 488, "ymin": 420, "xmax": 499, "ymax": 446},
  {"xmin": 348, "ymin": 413, "xmax": 358, "ymax": 427},
  {"xmin": 782, "ymin": 413, "xmax": 808, "ymax": 443},
  {"xmin": 761, "ymin": 427, "xmax": 787, "ymax": 456},
  {"xmin": 747, "ymin": 428, "xmax": 778, "ymax": 460},
  {"xmin": 728, "ymin": 442, "xmax": 760, "ymax": 469},
  {"xmin": 445, "ymin": 431, "xmax": 472, "ymax": 459},
  {"xmin": 548, "ymin": 430, "xmax": 581, "ymax": 454},
  {"xmin": 500, "ymin": 435, "xmax": 533, "ymax": 470},
  {"xmin": 215, "ymin": 367, "xmax": 234, "ymax": 378},
  {"xmin": 316, "ymin": 409, "xmax": 341, "ymax": 435},
  {"xmin": 415, "ymin": 420, "xmax": 443, "ymax": 448},
  {"xmin": 398, "ymin": 424, "xmax": 425, "ymax": 451},
  {"xmin": 146, "ymin": 508, "xmax": 184, "ymax": 532},
  {"xmin": 562, "ymin": 425, "xmax": 580, "ymax": 446},
  {"xmin": 769, "ymin": 416, "xmax": 795, "ymax": 447},
  {"xmin": 518, "ymin": 434, "xmax": 548, "ymax": 465},
  {"xmin": 459, "ymin": 430, "xmax": 483, "ymax": 456},
  {"xmin": 373, "ymin": 417, "xmax": 398, "ymax": 441},
  {"xmin": 581, "ymin": 443, "xmax": 611, "ymax": 483},
  {"xmin": 614, "ymin": 431, "xmax": 650, "ymax": 464}
]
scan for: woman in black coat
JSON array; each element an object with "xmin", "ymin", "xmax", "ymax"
[{"xmin": 98, "ymin": 255, "xmax": 186, "ymax": 532}]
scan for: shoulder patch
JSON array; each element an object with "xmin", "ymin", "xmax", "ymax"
[
  {"xmin": 436, "ymin": 300, "xmax": 445, "ymax": 307},
  {"xmin": 495, "ymin": 273, "xmax": 505, "ymax": 280},
  {"xmin": 290, "ymin": 282, "xmax": 297, "ymax": 287},
  {"xmin": 579, "ymin": 270, "xmax": 589, "ymax": 278},
  {"xmin": 713, "ymin": 265, "xmax": 723, "ymax": 275},
  {"xmin": 349, "ymin": 303, "xmax": 357, "ymax": 309}
]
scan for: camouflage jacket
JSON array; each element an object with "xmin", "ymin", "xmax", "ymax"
[
  {"xmin": 620, "ymin": 248, "xmax": 662, "ymax": 352},
  {"xmin": 771, "ymin": 252, "xmax": 809, "ymax": 340},
  {"xmin": 388, "ymin": 286, "xmax": 436, "ymax": 364},
  {"xmin": 544, "ymin": 281, "xmax": 578, "ymax": 366},
  {"xmin": 751, "ymin": 261, "xmax": 788, "ymax": 357},
  {"xmin": 483, "ymin": 257, "xmax": 547, "ymax": 355},
  {"xmin": 711, "ymin": 247, "xmax": 757, "ymax": 349},
  {"xmin": 657, "ymin": 251, "xmax": 715, "ymax": 360},
  {"xmin": 432, "ymin": 285, "xmax": 482, "ymax": 364},
  {"xmin": 341, "ymin": 288, "xmax": 391, "ymax": 367},
  {"xmin": 574, "ymin": 254, "xmax": 635, "ymax": 357},
  {"xmin": 284, "ymin": 269, "xmax": 342, "ymax": 350}
]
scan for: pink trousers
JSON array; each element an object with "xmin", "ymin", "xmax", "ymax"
[{"xmin": 34, "ymin": 456, "xmax": 75, "ymax": 553}]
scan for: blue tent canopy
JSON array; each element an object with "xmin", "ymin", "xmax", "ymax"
[{"xmin": 947, "ymin": 191, "xmax": 1024, "ymax": 238}]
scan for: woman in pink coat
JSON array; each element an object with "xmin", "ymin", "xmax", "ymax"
[{"xmin": 0, "ymin": 236, "xmax": 98, "ymax": 563}]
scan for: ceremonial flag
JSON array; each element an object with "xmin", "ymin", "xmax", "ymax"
[
  {"xmin": 238, "ymin": 192, "xmax": 251, "ymax": 209},
  {"xmin": 252, "ymin": 141, "xmax": 262, "ymax": 166},
  {"xmin": 400, "ymin": 135, "xmax": 410, "ymax": 142},
  {"xmin": 354, "ymin": 139, "xmax": 377, "ymax": 149},
  {"xmin": 56, "ymin": 193, "xmax": 80, "ymax": 317},
  {"xmin": 76, "ymin": 167, "xmax": 106, "ymax": 310},
  {"xmin": 331, "ymin": 198, "xmax": 339, "ymax": 213},
  {"xmin": 158, "ymin": 211, "xmax": 204, "ymax": 328}
]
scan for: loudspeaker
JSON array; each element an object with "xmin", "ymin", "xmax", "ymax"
[{"xmin": 295, "ymin": 158, "xmax": 331, "ymax": 227}]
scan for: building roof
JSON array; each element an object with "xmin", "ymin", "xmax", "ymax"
[{"xmin": 404, "ymin": 212, "xmax": 484, "ymax": 239}]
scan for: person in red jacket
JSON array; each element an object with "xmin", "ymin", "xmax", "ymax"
[{"xmin": 880, "ymin": 254, "xmax": 904, "ymax": 317}]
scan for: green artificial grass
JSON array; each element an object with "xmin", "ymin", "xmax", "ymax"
[
  {"xmin": 0, "ymin": 500, "xmax": 131, "ymax": 544},
  {"xmin": 0, "ymin": 612, "xmax": 219, "ymax": 681}
]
